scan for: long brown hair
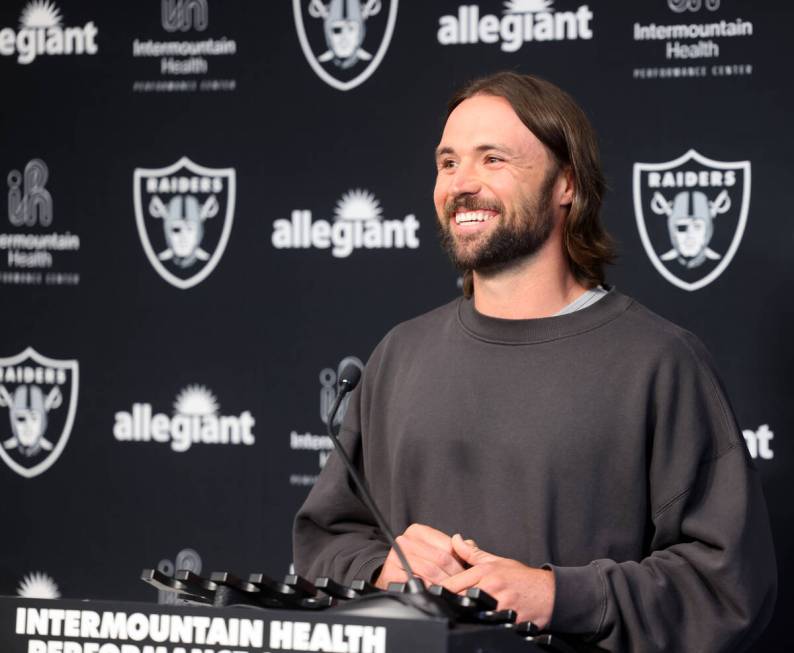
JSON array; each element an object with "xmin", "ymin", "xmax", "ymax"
[{"xmin": 447, "ymin": 72, "xmax": 615, "ymax": 297}]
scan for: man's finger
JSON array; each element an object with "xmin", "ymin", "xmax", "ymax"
[
  {"xmin": 403, "ymin": 524, "xmax": 470, "ymax": 568},
  {"xmin": 398, "ymin": 535, "xmax": 467, "ymax": 577},
  {"xmin": 404, "ymin": 523, "xmax": 455, "ymax": 549},
  {"xmin": 451, "ymin": 533, "xmax": 497, "ymax": 566},
  {"xmin": 374, "ymin": 549, "xmax": 410, "ymax": 589},
  {"xmin": 441, "ymin": 566, "xmax": 485, "ymax": 594},
  {"xmin": 407, "ymin": 555, "xmax": 461, "ymax": 586}
]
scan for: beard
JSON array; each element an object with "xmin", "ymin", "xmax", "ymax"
[{"xmin": 438, "ymin": 169, "xmax": 559, "ymax": 275}]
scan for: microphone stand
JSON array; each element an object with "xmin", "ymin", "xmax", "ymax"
[{"xmin": 324, "ymin": 367, "xmax": 454, "ymax": 621}]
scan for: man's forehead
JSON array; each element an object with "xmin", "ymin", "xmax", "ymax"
[{"xmin": 437, "ymin": 95, "xmax": 541, "ymax": 154}]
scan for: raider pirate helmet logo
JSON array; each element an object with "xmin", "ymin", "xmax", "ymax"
[
  {"xmin": 133, "ymin": 157, "xmax": 236, "ymax": 289},
  {"xmin": 294, "ymin": 0, "xmax": 398, "ymax": 91},
  {"xmin": 0, "ymin": 347, "xmax": 78, "ymax": 478},
  {"xmin": 633, "ymin": 149, "xmax": 750, "ymax": 291}
]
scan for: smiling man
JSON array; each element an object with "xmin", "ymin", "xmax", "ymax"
[{"xmin": 293, "ymin": 72, "xmax": 776, "ymax": 651}]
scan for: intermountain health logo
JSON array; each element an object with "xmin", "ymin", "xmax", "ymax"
[
  {"xmin": 0, "ymin": 1, "xmax": 98, "ymax": 64},
  {"xmin": 113, "ymin": 385, "xmax": 255, "ymax": 452},
  {"xmin": 289, "ymin": 355, "xmax": 363, "ymax": 487},
  {"xmin": 633, "ymin": 149, "xmax": 749, "ymax": 291},
  {"xmin": 631, "ymin": 0, "xmax": 754, "ymax": 80},
  {"xmin": 437, "ymin": 0, "xmax": 593, "ymax": 52},
  {"xmin": 132, "ymin": 0, "xmax": 238, "ymax": 94},
  {"xmin": 2, "ymin": 158, "xmax": 81, "ymax": 286},
  {"xmin": 162, "ymin": 0, "xmax": 208, "ymax": 32},
  {"xmin": 293, "ymin": 0, "xmax": 398, "ymax": 91},
  {"xmin": 0, "ymin": 347, "xmax": 79, "ymax": 478},
  {"xmin": 157, "ymin": 547, "xmax": 202, "ymax": 604},
  {"xmin": 272, "ymin": 189, "xmax": 419, "ymax": 258},
  {"xmin": 668, "ymin": 0, "xmax": 720, "ymax": 11},
  {"xmin": 133, "ymin": 157, "xmax": 235, "ymax": 289}
]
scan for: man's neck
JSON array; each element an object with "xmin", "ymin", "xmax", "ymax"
[{"xmin": 471, "ymin": 245, "xmax": 587, "ymax": 320}]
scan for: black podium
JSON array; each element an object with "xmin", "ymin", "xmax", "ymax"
[{"xmin": 2, "ymin": 596, "xmax": 547, "ymax": 653}]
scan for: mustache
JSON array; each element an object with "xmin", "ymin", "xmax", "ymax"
[{"xmin": 443, "ymin": 195, "xmax": 504, "ymax": 221}]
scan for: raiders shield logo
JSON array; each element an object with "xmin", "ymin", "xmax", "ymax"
[
  {"xmin": 293, "ymin": 0, "xmax": 398, "ymax": 91},
  {"xmin": 0, "ymin": 348, "xmax": 79, "ymax": 479},
  {"xmin": 133, "ymin": 157, "xmax": 236, "ymax": 290},
  {"xmin": 633, "ymin": 150, "xmax": 750, "ymax": 291}
]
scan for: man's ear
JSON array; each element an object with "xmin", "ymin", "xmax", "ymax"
[{"xmin": 559, "ymin": 166, "xmax": 574, "ymax": 208}]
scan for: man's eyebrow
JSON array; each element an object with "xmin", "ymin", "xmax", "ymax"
[
  {"xmin": 434, "ymin": 143, "xmax": 517, "ymax": 159},
  {"xmin": 474, "ymin": 143, "xmax": 516, "ymax": 155}
]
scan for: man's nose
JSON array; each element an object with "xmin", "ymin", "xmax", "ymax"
[{"xmin": 448, "ymin": 161, "xmax": 481, "ymax": 196}]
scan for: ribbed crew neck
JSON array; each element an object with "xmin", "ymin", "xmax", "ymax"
[{"xmin": 456, "ymin": 289, "xmax": 633, "ymax": 344}]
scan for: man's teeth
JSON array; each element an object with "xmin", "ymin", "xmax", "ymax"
[{"xmin": 455, "ymin": 211, "xmax": 495, "ymax": 224}]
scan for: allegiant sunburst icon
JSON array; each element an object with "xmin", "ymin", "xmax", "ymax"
[
  {"xmin": 173, "ymin": 385, "xmax": 219, "ymax": 416},
  {"xmin": 19, "ymin": 0, "xmax": 62, "ymax": 28},
  {"xmin": 503, "ymin": 0, "xmax": 554, "ymax": 12},
  {"xmin": 334, "ymin": 189, "xmax": 383, "ymax": 221},
  {"xmin": 17, "ymin": 572, "xmax": 60, "ymax": 599}
]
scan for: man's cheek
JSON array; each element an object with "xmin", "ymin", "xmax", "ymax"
[
  {"xmin": 433, "ymin": 200, "xmax": 447, "ymax": 225},
  {"xmin": 433, "ymin": 179, "xmax": 449, "ymax": 211}
]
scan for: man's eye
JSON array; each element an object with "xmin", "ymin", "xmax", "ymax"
[
  {"xmin": 441, "ymin": 159, "xmax": 457, "ymax": 169},
  {"xmin": 486, "ymin": 156, "xmax": 502, "ymax": 164}
]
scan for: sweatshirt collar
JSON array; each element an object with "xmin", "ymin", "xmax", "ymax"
[{"xmin": 456, "ymin": 288, "xmax": 633, "ymax": 344}]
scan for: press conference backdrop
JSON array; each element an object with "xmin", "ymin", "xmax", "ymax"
[{"xmin": 0, "ymin": 0, "xmax": 790, "ymax": 649}]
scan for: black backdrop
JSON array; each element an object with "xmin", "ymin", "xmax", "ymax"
[{"xmin": 1, "ymin": 0, "xmax": 791, "ymax": 650}]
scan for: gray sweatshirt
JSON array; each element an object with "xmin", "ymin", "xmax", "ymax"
[{"xmin": 293, "ymin": 291, "xmax": 777, "ymax": 652}]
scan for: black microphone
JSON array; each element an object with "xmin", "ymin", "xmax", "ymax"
[
  {"xmin": 325, "ymin": 363, "xmax": 452, "ymax": 619},
  {"xmin": 337, "ymin": 363, "xmax": 361, "ymax": 393}
]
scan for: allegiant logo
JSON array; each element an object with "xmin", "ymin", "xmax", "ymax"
[
  {"xmin": 437, "ymin": 1, "xmax": 593, "ymax": 52},
  {"xmin": 0, "ymin": 1, "xmax": 98, "ymax": 65},
  {"xmin": 272, "ymin": 189, "xmax": 420, "ymax": 258}
]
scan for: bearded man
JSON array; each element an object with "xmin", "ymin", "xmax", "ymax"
[{"xmin": 293, "ymin": 72, "xmax": 776, "ymax": 652}]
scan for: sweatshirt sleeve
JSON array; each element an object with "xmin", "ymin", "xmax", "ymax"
[
  {"xmin": 292, "ymin": 346, "xmax": 390, "ymax": 585},
  {"xmin": 546, "ymin": 332, "xmax": 777, "ymax": 652}
]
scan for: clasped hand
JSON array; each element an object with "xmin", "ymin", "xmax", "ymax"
[{"xmin": 373, "ymin": 523, "xmax": 555, "ymax": 629}]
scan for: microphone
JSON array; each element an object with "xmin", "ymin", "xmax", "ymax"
[
  {"xmin": 337, "ymin": 363, "xmax": 361, "ymax": 393},
  {"xmin": 325, "ymin": 363, "xmax": 452, "ymax": 619}
]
